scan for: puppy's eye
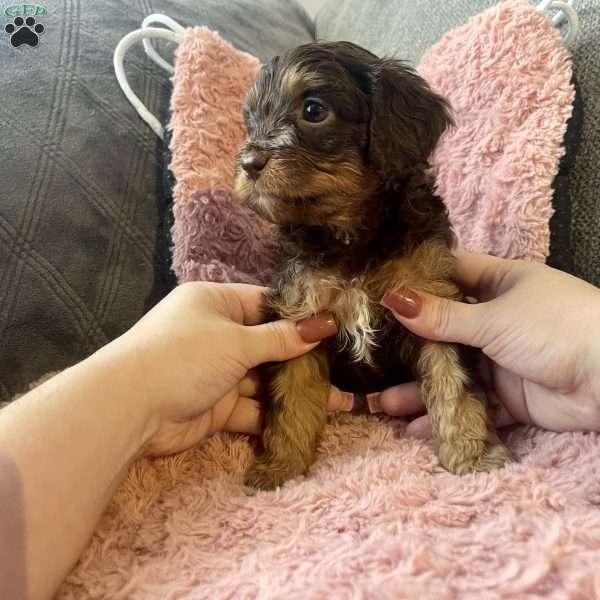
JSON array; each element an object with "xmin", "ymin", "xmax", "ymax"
[{"xmin": 302, "ymin": 99, "xmax": 329, "ymax": 123}]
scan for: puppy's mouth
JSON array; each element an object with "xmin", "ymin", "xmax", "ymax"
[
  {"xmin": 233, "ymin": 153, "xmax": 371, "ymax": 230},
  {"xmin": 235, "ymin": 172, "xmax": 322, "ymax": 226},
  {"xmin": 248, "ymin": 191, "xmax": 319, "ymax": 225}
]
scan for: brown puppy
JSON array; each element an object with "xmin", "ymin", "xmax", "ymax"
[{"xmin": 234, "ymin": 41, "xmax": 511, "ymax": 490}]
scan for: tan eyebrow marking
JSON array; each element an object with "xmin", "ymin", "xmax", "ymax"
[{"xmin": 281, "ymin": 66, "xmax": 326, "ymax": 98}]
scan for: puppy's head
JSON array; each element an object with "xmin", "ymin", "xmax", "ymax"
[{"xmin": 234, "ymin": 41, "xmax": 452, "ymax": 232}]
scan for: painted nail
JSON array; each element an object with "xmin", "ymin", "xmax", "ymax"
[
  {"xmin": 393, "ymin": 424, "xmax": 406, "ymax": 439},
  {"xmin": 296, "ymin": 313, "xmax": 338, "ymax": 343},
  {"xmin": 381, "ymin": 289, "xmax": 422, "ymax": 319},
  {"xmin": 338, "ymin": 391, "xmax": 354, "ymax": 412},
  {"xmin": 366, "ymin": 392, "xmax": 382, "ymax": 414}
]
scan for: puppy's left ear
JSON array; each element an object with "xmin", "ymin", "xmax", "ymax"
[{"xmin": 369, "ymin": 59, "xmax": 453, "ymax": 181}]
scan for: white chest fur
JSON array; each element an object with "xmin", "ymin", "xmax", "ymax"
[{"xmin": 276, "ymin": 269, "xmax": 378, "ymax": 365}]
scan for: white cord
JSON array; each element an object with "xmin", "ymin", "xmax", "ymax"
[
  {"xmin": 117, "ymin": 4, "xmax": 579, "ymax": 141},
  {"xmin": 549, "ymin": 1, "xmax": 580, "ymax": 44},
  {"xmin": 113, "ymin": 27, "xmax": 183, "ymax": 140},
  {"xmin": 537, "ymin": 0, "xmax": 580, "ymax": 45},
  {"xmin": 141, "ymin": 14, "xmax": 185, "ymax": 74}
]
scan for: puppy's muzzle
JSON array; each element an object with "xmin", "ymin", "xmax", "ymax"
[{"xmin": 241, "ymin": 150, "xmax": 271, "ymax": 181}]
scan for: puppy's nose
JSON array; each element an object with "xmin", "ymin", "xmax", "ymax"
[{"xmin": 241, "ymin": 151, "xmax": 270, "ymax": 181}]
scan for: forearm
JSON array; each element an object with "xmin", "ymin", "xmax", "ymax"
[{"xmin": 0, "ymin": 345, "xmax": 154, "ymax": 600}]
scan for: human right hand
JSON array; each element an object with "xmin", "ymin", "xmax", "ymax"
[{"xmin": 375, "ymin": 251, "xmax": 600, "ymax": 436}]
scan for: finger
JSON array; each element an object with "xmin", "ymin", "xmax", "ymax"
[
  {"xmin": 405, "ymin": 415, "xmax": 432, "ymax": 439},
  {"xmin": 239, "ymin": 372, "xmax": 261, "ymax": 398},
  {"xmin": 241, "ymin": 314, "xmax": 337, "ymax": 365},
  {"xmin": 328, "ymin": 386, "xmax": 354, "ymax": 411},
  {"xmin": 377, "ymin": 382, "xmax": 424, "ymax": 416},
  {"xmin": 222, "ymin": 396, "xmax": 263, "ymax": 435},
  {"xmin": 452, "ymin": 251, "xmax": 516, "ymax": 301},
  {"xmin": 216, "ymin": 284, "xmax": 269, "ymax": 325},
  {"xmin": 382, "ymin": 289, "xmax": 491, "ymax": 346}
]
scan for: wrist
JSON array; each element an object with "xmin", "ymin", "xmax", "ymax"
[
  {"xmin": 84, "ymin": 341, "xmax": 160, "ymax": 460},
  {"xmin": 0, "ymin": 340, "xmax": 161, "ymax": 600}
]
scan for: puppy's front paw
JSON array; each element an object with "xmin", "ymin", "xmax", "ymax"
[
  {"xmin": 438, "ymin": 438, "xmax": 512, "ymax": 475},
  {"xmin": 244, "ymin": 459, "xmax": 299, "ymax": 492}
]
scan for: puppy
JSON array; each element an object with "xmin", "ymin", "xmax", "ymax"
[{"xmin": 234, "ymin": 41, "xmax": 512, "ymax": 490}]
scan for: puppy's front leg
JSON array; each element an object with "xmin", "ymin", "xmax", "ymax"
[
  {"xmin": 245, "ymin": 348, "xmax": 329, "ymax": 490},
  {"xmin": 417, "ymin": 341, "xmax": 512, "ymax": 474}
]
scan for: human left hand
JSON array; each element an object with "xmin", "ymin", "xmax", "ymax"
[{"xmin": 106, "ymin": 282, "xmax": 339, "ymax": 457}]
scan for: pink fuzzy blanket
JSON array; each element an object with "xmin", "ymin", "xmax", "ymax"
[{"xmin": 57, "ymin": 2, "xmax": 598, "ymax": 598}]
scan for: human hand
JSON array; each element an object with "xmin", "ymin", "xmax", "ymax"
[
  {"xmin": 377, "ymin": 251, "xmax": 600, "ymax": 436},
  {"xmin": 107, "ymin": 282, "xmax": 339, "ymax": 457}
]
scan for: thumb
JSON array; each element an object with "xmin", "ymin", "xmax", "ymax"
[
  {"xmin": 241, "ymin": 313, "xmax": 338, "ymax": 366},
  {"xmin": 381, "ymin": 289, "xmax": 489, "ymax": 346}
]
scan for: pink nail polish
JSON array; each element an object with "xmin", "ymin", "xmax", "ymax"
[
  {"xmin": 366, "ymin": 392, "xmax": 382, "ymax": 413},
  {"xmin": 339, "ymin": 392, "xmax": 354, "ymax": 412}
]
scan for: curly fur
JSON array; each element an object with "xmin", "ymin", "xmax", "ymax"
[{"xmin": 233, "ymin": 41, "xmax": 511, "ymax": 489}]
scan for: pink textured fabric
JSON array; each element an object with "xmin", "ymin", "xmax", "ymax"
[
  {"xmin": 421, "ymin": 0, "xmax": 575, "ymax": 261},
  {"xmin": 56, "ymin": 4, "xmax": 591, "ymax": 598},
  {"xmin": 168, "ymin": 28, "xmax": 273, "ymax": 284},
  {"xmin": 58, "ymin": 422, "xmax": 600, "ymax": 598}
]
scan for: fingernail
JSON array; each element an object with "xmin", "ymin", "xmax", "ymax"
[
  {"xmin": 393, "ymin": 425, "xmax": 406, "ymax": 439},
  {"xmin": 338, "ymin": 391, "xmax": 354, "ymax": 412},
  {"xmin": 296, "ymin": 313, "xmax": 338, "ymax": 343},
  {"xmin": 366, "ymin": 392, "xmax": 382, "ymax": 414},
  {"xmin": 381, "ymin": 289, "xmax": 422, "ymax": 319}
]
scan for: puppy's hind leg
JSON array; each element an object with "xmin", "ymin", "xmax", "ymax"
[{"xmin": 245, "ymin": 349, "xmax": 329, "ymax": 491}]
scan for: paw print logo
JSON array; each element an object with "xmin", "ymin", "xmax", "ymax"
[{"xmin": 4, "ymin": 16, "xmax": 45, "ymax": 47}]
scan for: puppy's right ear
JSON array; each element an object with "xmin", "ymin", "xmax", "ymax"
[{"xmin": 368, "ymin": 59, "xmax": 453, "ymax": 182}]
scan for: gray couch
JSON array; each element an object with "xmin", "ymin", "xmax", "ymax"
[{"xmin": 0, "ymin": 0, "xmax": 597, "ymax": 400}]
